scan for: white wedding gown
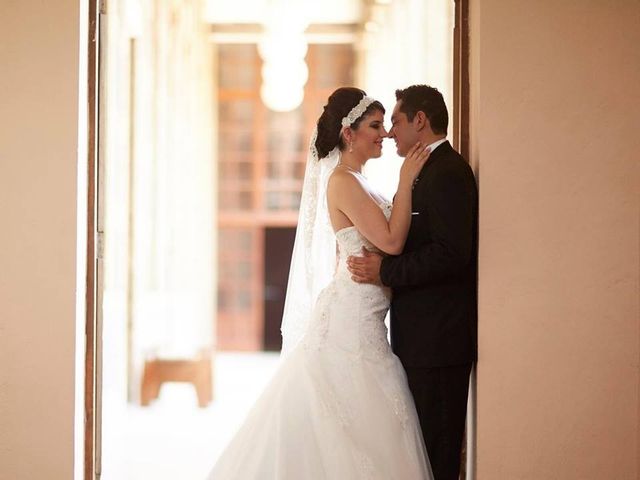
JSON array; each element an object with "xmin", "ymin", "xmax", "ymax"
[{"xmin": 207, "ymin": 202, "xmax": 433, "ymax": 479}]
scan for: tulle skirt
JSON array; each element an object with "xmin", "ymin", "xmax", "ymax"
[{"xmin": 206, "ymin": 341, "xmax": 433, "ymax": 480}]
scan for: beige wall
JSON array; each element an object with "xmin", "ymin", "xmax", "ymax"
[
  {"xmin": 1, "ymin": 0, "xmax": 639, "ymax": 479},
  {"xmin": 0, "ymin": 1, "xmax": 81, "ymax": 479},
  {"xmin": 470, "ymin": 1, "xmax": 640, "ymax": 478}
]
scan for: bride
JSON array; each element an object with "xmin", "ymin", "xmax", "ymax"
[{"xmin": 207, "ymin": 87, "xmax": 433, "ymax": 479}]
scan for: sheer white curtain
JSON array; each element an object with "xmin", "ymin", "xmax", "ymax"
[
  {"xmin": 133, "ymin": 0, "xmax": 215, "ymax": 362},
  {"xmin": 359, "ymin": 0, "xmax": 455, "ymax": 199},
  {"xmin": 103, "ymin": 0, "xmax": 215, "ymax": 403}
]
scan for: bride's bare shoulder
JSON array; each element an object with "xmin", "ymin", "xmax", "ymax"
[
  {"xmin": 328, "ymin": 168, "xmax": 362, "ymax": 194},
  {"xmin": 329, "ymin": 170, "xmax": 367, "ymax": 208}
]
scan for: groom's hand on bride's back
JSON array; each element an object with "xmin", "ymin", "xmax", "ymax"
[{"xmin": 347, "ymin": 247, "xmax": 383, "ymax": 285}]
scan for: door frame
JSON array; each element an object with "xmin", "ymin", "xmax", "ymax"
[
  {"xmin": 453, "ymin": 0, "xmax": 469, "ymax": 160},
  {"xmin": 84, "ymin": 0, "xmax": 102, "ymax": 478},
  {"xmin": 453, "ymin": 1, "xmax": 475, "ymax": 478}
]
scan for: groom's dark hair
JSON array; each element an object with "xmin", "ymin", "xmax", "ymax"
[{"xmin": 395, "ymin": 85, "xmax": 448, "ymax": 135}]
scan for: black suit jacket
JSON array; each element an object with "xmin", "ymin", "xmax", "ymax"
[{"xmin": 381, "ymin": 141, "xmax": 478, "ymax": 368}]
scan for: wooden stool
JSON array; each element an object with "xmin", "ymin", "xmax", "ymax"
[{"xmin": 140, "ymin": 349, "xmax": 213, "ymax": 407}]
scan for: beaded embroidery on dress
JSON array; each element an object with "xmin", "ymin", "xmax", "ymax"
[{"xmin": 206, "ymin": 201, "xmax": 433, "ymax": 480}]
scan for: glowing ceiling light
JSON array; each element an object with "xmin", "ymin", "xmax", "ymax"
[
  {"xmin": 260, "ymin": 83, "xmax": 305, "ymax": 113},
  {"xmin": 258, "ymin": 0, "xmax": 310, "ymax": 112}
]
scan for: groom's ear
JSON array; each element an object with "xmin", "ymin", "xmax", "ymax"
[{"xmin": 414, "ymin": 110, "xmax": 428, "ymax": 132}]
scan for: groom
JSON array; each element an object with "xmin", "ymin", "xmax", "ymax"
[{"xmin": 347, "ymin": 85, "xmax": 478, "ymax": 480}]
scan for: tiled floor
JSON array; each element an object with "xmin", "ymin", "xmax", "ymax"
[{"xmin": 101, "ymin": 352, "xmax": 281, "ymax": 480}]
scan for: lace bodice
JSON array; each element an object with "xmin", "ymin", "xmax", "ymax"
[
  {"xmin": 303, "ymin": 202, "xmax": 393, "ymax": 361},
  {"xmin": 335, "ymin": 201, "xmax": 392, "ymax": 256}
]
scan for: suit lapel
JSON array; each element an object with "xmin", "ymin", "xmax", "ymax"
[{"xmin": 412, "ymin": 140, "xmax": 452, "ymax": 194}]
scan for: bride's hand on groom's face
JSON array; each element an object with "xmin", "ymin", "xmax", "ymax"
[{"xmin": 347, "ymin": 247, "xmax": 382, "ymax": 285}]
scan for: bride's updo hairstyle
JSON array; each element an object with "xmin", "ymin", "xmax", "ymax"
[{"xmin": 315, "ymin": 87, "xmax": 385, "ymax": 159}]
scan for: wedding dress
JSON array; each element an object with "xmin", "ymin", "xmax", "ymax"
[{"xmin": 206, "ymin": 201, "xmax": 433, "ymax": 480}]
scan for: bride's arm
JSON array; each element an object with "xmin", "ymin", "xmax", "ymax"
[{"xmin": 329, "ymin": 143, "xmax": 430, "ymax": 255}]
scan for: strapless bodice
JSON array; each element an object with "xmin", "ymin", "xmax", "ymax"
[
  {"xmin": 302, "ymin": 202, "xmax": 393, "ymax": 360},
  {"xmin": 334, "ymin": 202, "xmax": 392, "ymax": 255}
]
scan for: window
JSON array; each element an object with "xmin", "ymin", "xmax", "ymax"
[{"xmin": 216, "ymin": 43, "xmax": 355, "ymax": 350}]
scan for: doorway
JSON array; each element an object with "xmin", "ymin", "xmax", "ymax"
[
  {"xmin": 263, "ymin": 227, "xmax": 297, "ymax": 351},
  {"xmin": 84, "ymin": 1, "xmax": 469, "ymax": 478}
]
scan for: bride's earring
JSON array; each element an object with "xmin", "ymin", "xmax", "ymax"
[{"xmin": 349, "ymin": 141, "xmax": 353, "ymax": 153}]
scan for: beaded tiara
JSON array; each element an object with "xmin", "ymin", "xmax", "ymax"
[{"xmin": 340, "ymin": 95, "xmax": 376, "ymax": 129}]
